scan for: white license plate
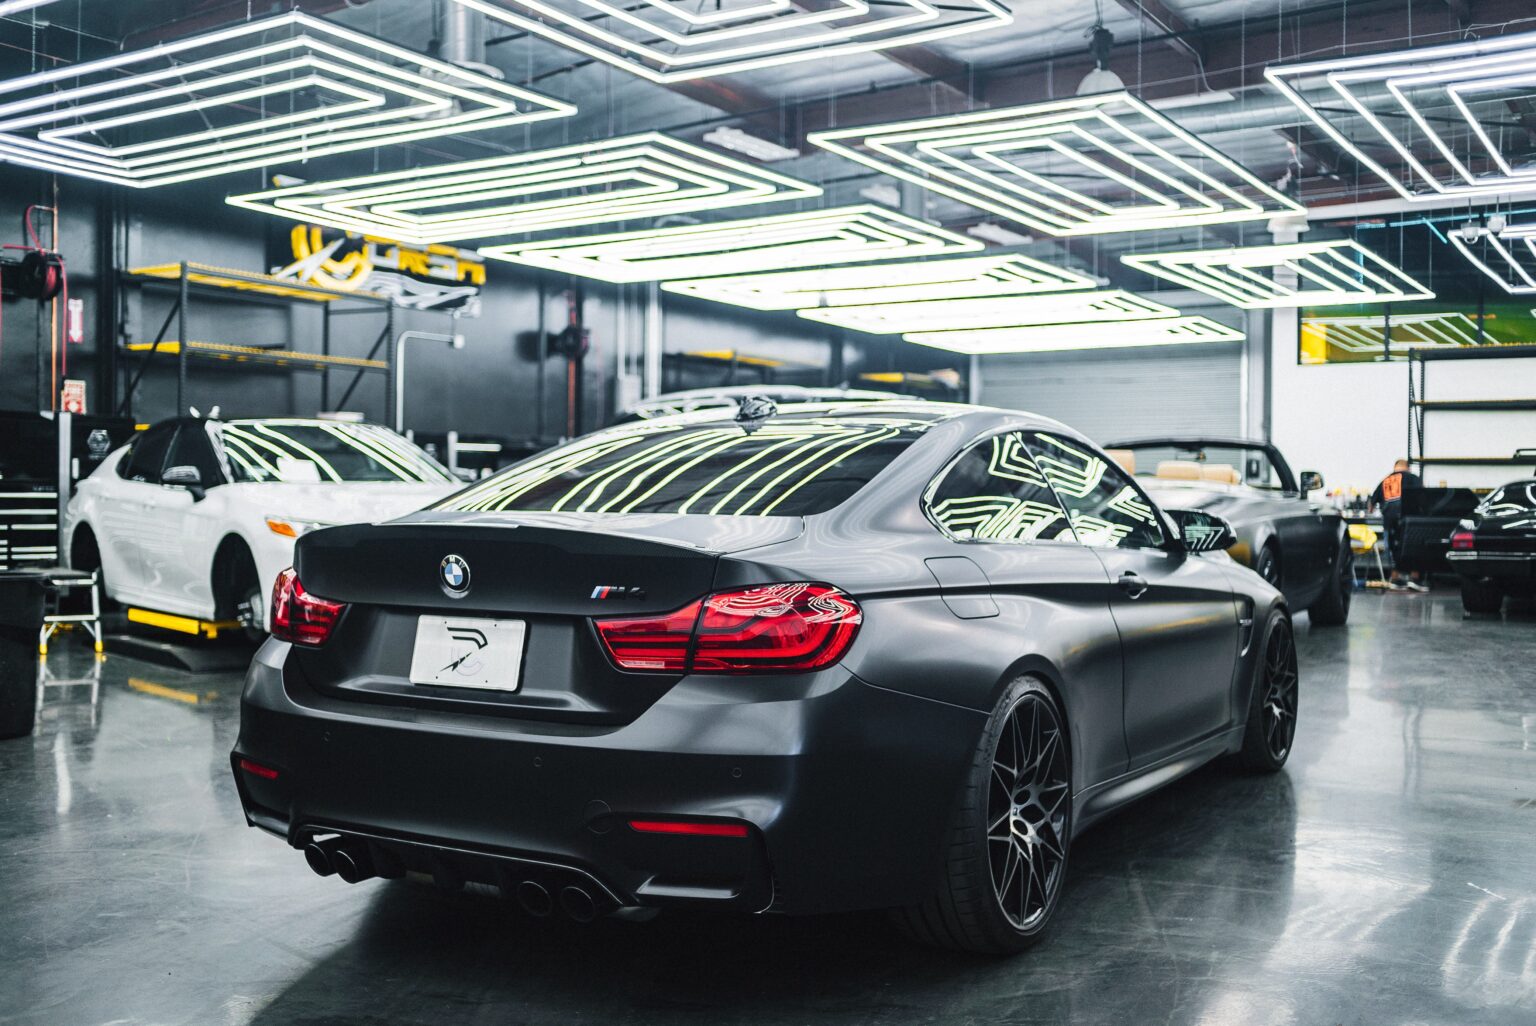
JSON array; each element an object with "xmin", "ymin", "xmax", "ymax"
[{"xmin": 409, "ymin": 617, "xmax": 526, "ymax": 691}]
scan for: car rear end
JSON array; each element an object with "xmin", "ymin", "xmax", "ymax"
[
  {"xmin": 230, "ymin": 407, "xmax": 983, "ymax": 917},
  {"xmin": 1448, "ymin": 480, "xmax": 1536, "ymax": 597}
]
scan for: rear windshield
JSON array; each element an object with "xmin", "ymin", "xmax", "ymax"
[
  {"xmin": 437, "ymin": 412, "xmax": 936, "ymax": 516},
  {"xmin": 220, "ymin": 421, "xmax": 453, "ymax": 484},
  {"xmin": 1479, "ymin": 481, "xmax": 1536, "ymax": 517}
]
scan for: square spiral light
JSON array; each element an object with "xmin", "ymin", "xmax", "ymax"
[
  {"xmin": 1122, "ymin": 240, "xmax": 1433, "ymax": 309},
  {"xmin": 446, "ymin": 0, "xmax": 1010, "ymax": 83},
  {"xmin": 226, "ymin": 134, "xmax": 820, "ymax": 244},
  {"xmin": 661, "ymin": 254, "xmax": 1095, "ymax": 311},
  {"xmin": 798, "ymin": 289, "xmax": 1178, "ymax": 335},
  {"xmin": 0, "ymin": 12, "xmax": 574, "ymax": 188},
  {"xmin": 809, "ymin": 93, "xmax": 1301, "ymax": 237},
  {"xmin": 481, "ymin": 206, "xmax": 982, "ymax": 282},
  {"xmin": 906, "ymin": 315, "xmax": 1244, "ymax": 354},
  {"xmin": 1449, "ymin": 231, "xmax": 1536, "ymax": 296},
  {"xmin": 1267, "ymin": 30, "xmax": 1536, "ymax": 201}
]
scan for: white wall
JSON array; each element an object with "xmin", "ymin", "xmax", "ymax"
[{"xmin": 1268, "ymin": 309, "xmax": 1536, "ymax": 495}]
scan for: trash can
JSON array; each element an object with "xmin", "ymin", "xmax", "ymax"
[{"xmin": 0, "ymin": 571, "xmax": 47, "ymax": 739}]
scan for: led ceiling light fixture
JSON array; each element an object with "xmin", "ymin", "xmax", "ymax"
[
  {"xmin": 446, "ymin": 0, "xmax": 1011, "ymax": 84},
  {"xmin": 800, "ymin": 290, "xmax": 1179, "ymax": 335},
  {"xmin": 481, "ymin": 206, "xmax": 982, "ymax": 283},
  {"xmin": 226, "ymin": 134, "xmax": 820, "ymax": 245},
  {"xmin": 1448, "ymin": 230, "xmax": 1536, "ymax": 295},
  {"xmin": 906, "ymin": 316, "xmax": 1244, "ymax": 354},
  {"xmin": 0, "ymin": 12, "xmax": 574, "ymax": 188},
  {"xmin": 702, "ymin": 126, "xmax": 801, "ymax": 162},
  {"xmin": 1122, "ymin": 239, "xmax": 1433, "ymax": 309},
  {"xmin": 661, "ymin": 254, "xmax": 1095, "ymax": 311},
  {"xmin": 0, "ymin": 1, "xmax": 57, "ymax": 16},
  {"xmin": 1267, "ymin": 30, "xmax": 1536, "ymax": 201},
  {"xmin": 809, "ymin": 93, "xmax": 1301, "ymax": 237}
]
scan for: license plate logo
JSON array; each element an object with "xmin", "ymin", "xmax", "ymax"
[{"xmin": 409, "ymin": 617, "xmax": 526, "ymax": 691}]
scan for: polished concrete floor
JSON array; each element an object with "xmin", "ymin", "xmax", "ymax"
[{"xmin": 1, "ymin": 591, "xmax": 1533, "ymax": 1026}]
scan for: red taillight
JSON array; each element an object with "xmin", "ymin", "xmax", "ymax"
[
  {"xmin": 628, "ymin": 819, "xmax": 749, "ymax": 838},
  {"xmin": 270, "ymin": 568, "xmax": 347, "ymax": 646},
  {"xmin": 595, "ymin": 583, "xmax": 861, "ymax": 675},
  {"xmin": 1450, "ymin": 529, "xmax": 1476, "ymax": 551},
  {"xmin": 593, "ymin": 600, "xmax": 701, "ymax": 672},
  {"xmin": 239, "ymin": 758, "xmax": 279, "ymax": 780}
]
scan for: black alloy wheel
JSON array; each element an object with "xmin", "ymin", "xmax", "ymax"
[
  {"xmin": 1256, "ymin": 545, "xmax": 1281, "ymax": 589},
  {"xmin": 1308, "ymin": 537, "xmax": 1353, "ymax": 626},
  {"xmin": 1238, "ymin": 614, "xmax": 1299, "ymax": 773},
  {"xmin": 895, "ymin": 677, "xmax": 1073, "ymax": 953},
  {"xmin": 987, "ymin": 692, "xmax": 1072, "ymax": 933}
]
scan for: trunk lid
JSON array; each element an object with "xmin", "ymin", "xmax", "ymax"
[{"xmin": 286, "ymin": 512, "xmax": 803, "ymax": 726}]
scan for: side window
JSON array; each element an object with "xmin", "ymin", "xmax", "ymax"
[
  {"xmin": 165, "ymin": 423, "xmax": 224, "ymax": 487},
  {"xmin": 924, "ymin": 432, "xmax": 1077, "ymax": 543},
  {"xmin": 120, "ymin": 424, "xmax": 177, "ymax": 484},
  {"xmin": 1026, "ymin": 431, "xmax": 1166, "ymax": 550}
]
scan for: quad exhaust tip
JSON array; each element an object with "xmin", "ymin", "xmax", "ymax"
[
  {"xmin": 515, "ymin": 880, "xmax": 554, "ymax": 917},
  {"xmin": 304, "ymin": 836, "xmax": 376, "ymax": 884},
  {"xmin": 303, "ymin": 836, "xmax": 346, "ymax": 878},
  {"xmin": 559, "ymin": 885, "xmax": 599, "ymax": 923}
]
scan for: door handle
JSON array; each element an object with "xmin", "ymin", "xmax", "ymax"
[{"xmin": 1117, "ymin": 571, "xmax": 1149, "ymax": 599}]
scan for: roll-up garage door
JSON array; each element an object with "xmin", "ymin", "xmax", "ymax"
[{"xmin": 978, "ymin": 340, "xmax": 1244, "ymax": 444}]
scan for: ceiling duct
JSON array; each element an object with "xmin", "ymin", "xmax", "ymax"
[{"xmin": 438, "ymin": 0, "xmax": 502, "ymax": 80}]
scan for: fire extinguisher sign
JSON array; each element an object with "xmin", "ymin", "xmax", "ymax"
[{"xmin": 61, "ymin": 379, "xmax": 86, "ymax": 414}]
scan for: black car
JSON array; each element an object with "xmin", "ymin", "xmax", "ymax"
[
  {"xmin": 1105, "ymin": 437, "xmax": 1351, "ymax": 625},
  {"xmin": 1448, "ymin": 479, "xmax": 1536, "ymax": 613},
  {"xmin": 232, "ymin": 402, "xmax": 1295, "ymax": 954}
]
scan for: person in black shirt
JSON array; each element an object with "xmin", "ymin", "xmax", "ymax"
[{"xmin": 1370, "ymin": 459, "xmax": 1426, "ymax": 591}]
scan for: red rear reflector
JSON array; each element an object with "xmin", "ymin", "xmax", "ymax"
[
  {"xmin": 1450, "ymin": 530, "xmax": 1476, "ymax": 551},
  {"xmin": 239, "ymin": 758, "xmax": 279, "ymax": 780},
  {"xmin": 270, "ymin": 568, "xmax": 347, "ymax": 646},
  {"xmin": 628, "ymin": 819, "xmax": 749, "ymax": 838},
  {"xmin": 595, "ymin": 584, "xmax": 861, "ymax": 675}
]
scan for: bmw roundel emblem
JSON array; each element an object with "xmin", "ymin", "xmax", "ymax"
[{"xmin": 439, "ymin": 554, "xmax": 471, "ymax": 596}]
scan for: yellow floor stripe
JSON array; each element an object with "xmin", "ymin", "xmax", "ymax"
[{"xmin": 127, "ymin": 678, "xmax": 216, "ymax": 705}]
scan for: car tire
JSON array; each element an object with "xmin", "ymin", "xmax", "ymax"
[
  {"xmin": 1236, "ymin": 612, "xmax": 1298, "ymax": 774},
  {"xmin": 1460, "ymin": 579, "xmax": 1503, "ymax": 615},
  {"xmin": 0, "ymin": 628, "xmax": 38, "ymax": 740},
  {"xmin": 219, "ymin": 546, "xmax": 267, "ymax": 643},
  {"xmin": 1307, "ymin": 536, "xmax": 1353, "ymax": 626},
  {"xmin": 894, "ymin": 676, "xmax": 1072, "ymax": 954},
  {"xmin": 1255, "ymin": 543, "xmax": 1281, "ymax": 591}
]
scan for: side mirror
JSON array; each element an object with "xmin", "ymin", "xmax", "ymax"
[
  {"xmin": 163, "ymin": 464, "xmax": 206, "ymax": 502},
  {"xmin": 1298, "ymin": 470, "xmax": 1324, "ymax": 494},
  {"xmin": 1167, "ymin": 508, "xmax": 1238, "ymax": 553}
]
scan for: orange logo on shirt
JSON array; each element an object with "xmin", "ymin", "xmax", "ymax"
[{"xmin": 1382, "ymin": 473, "xmax": 1403, "ymax": 502}]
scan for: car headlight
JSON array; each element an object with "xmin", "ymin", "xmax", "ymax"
[{"xmin": 265, "ymin": 516, "xmax": 333, "ymax": 539}]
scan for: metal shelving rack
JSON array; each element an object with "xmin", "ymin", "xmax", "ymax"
[
  {"xmin": 118, "ymin": 261, "xmax": 396, "ymax": 418},
  {"xmin": 1408, "ymin": 345, "xmax": 1536, "ymax": 475}
]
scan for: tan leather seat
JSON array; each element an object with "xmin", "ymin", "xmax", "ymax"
[
  {"xmin": 1156, "ymin": 460, "xmax": 1205, "ymax": 480},
  {"xmin": 1105, "ymin": 448, "xmax": 1136, "ymax": 475},
  {"xmin": 1200, "ymin": 464, "xmax": 1241, "ymax": 484}
]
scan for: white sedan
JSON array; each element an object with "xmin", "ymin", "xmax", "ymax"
[{"xmin": 64, "ymin": 417, "xmax": 459, "ymax": 636}]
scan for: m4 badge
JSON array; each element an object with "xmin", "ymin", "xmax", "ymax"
[{"xmin": 591, "ymin": 586, "xmax": 646, "ymax": 600}]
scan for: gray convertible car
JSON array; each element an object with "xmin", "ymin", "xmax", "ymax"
[
  {"xmin": 233, "ymin": 402, "xmax": 1296, "ymax": 954},
  {"xmin": 1105, "ymin": 437, "xmax": 1352, "ymax": 625}
]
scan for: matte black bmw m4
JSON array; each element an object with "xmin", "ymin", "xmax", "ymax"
[{"xmin": 232, "ymin": 401, "xmax": 1297, "ymax": 953}]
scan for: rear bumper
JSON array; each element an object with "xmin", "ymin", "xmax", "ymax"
[
  {"xmin": 232, "ymin": 640, "xmax": 984, "ymax": 915},
  {"xmin": 1448, "ymin": 550, "xmax": 1536, "ymax": 585}
]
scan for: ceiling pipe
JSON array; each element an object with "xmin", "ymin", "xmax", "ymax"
[{"xmin": 437, "ymin": 0, "xmax": 502, "ymax": 80}]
